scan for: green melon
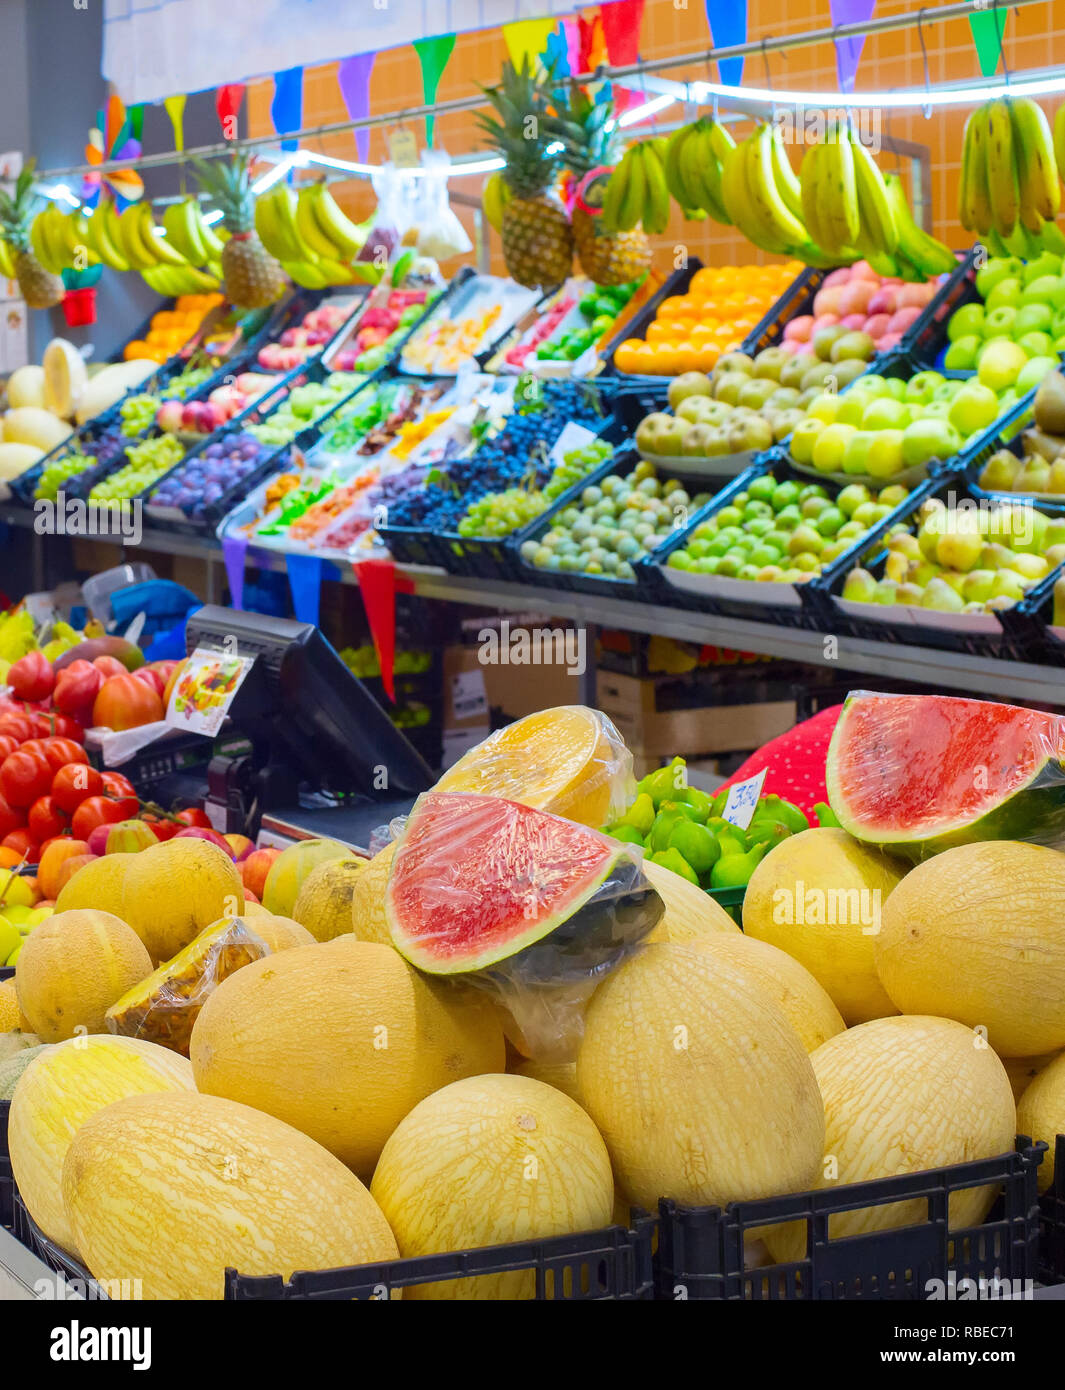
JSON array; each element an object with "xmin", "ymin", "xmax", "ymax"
[
  {"xmin": 262, "ymin": 838, "xmax": 359, "ymax": 917},
  {"xmin": 0, "ymin": 1044, "xmax": 51, "ymax": 1100}
]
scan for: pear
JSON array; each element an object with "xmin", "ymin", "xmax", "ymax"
[
  {"xmin": 886, "ymin": 532, "xmax": 922, "ymax": 560},
  {"xmin": 884, "ymin": 550, "xmax": 910, "ymax": 583},
  {"xmin": 1046, "ymin": 518, "xmax": 1065, "ymax": 547},
  {"xmin": 961, "ymin": 569, "xmax": 996, "ymax": 603},
  {"xmin": 1014, "ymin": 457, "xmax": 1053, "ymax": 493},
  {"xmin": 1012, "ymin": 552, "xmax": 1049, "ymax": 581},
  {"xmin": 1048, "ymin": 459, "xmax": 1065, "ymax": 494},
  {"xmin": 917, "ymin": 521, "xmax": 942, "ymax": 563},
  {"xmin": 1020, "ymin": 428, "xmax": 1065, "ymax": 463},
  {"xmin": 894, "ymin": 582, "xmax": 925, "ymax": 606},
  {"xmin": 979, "ymin": 542, "xmax": 1017, "ymax": 571},
  {"xmin": 1033, "ymin": 369, "xmax": 1065, "ymax": 436},
  {"xmin": 909, "ymin": 560, "xmax": 938, "ymax": 586},
  {"xmin": 921, "ymin": 577, "xmax": 966, "ymax": 612},
  {"xmin": 990, "ymin": 570, "xmax": 1026, "ymax": 601},
  {"xmin": 842, "ymin": 567, "xmax": 878, "ymax": 603},
  {"xmin": 872, "ymin": 579, "xmax": 899, "ymax": 605},
  {"xmin": 1045, "ymin": 544, "xmax": 1065, "ymax": 568},
  {"xmin": 961, "ymin": 601, "xmax": 987, "ymax": 613},
  {"xmin": 979, "ymin": 449, "xmax": 1021, "ymax": 491},
  {"xmin": 1053, "ymin": 575, "xmax": 1065, "ymax": 627},
  {"xmin": 986, "ymin": 595, "xmax": 1019, "ymax": 611}
]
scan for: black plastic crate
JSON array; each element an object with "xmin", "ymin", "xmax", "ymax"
[
  {"xmin": 740, "ymin": 265, "xmax": 830, "ymax": 356},
  {"xmin": 1005, "ymin": 554, "xmax": 1065, "ymax": 666},
  {"xmin": 11, "ymin": 1192, "xmax": 104, "ymax": 1291},
  {"xmin": 656, "ymin": 1140, "xmax": 1045, "ymax": 1301},
  {"xmin": 0, "ymin": 967, "xmax": 13, "ymax": 982},
  {"xmin": 0, "ymin": 1099, "xmax": 10, "ymax": 1231},
  {"xmin": 898, "ymin": 245, "xmax": 980, "ymax": 373},
  {"xmin": 225, "ymin": 1215, "xmax": 655, "ymax": 1300},
  {"xmin": 963, "ymin": 382, "xmax": 1057, "ymax": 510},
  {"xmin": 1040, "ymin": 1135, "xmax": 1065, "ymax": 1284},
  {"xmin": 599, "ymin": 259, "xmax": 703, "ymax": 385}
]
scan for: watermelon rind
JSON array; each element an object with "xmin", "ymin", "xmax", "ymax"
[
  {"xmin": 826, "ymin": 692, "xmax": 1065, "ymax": 861},
  {"xmin": 385, "ymin": 792, "xmax": 663, "ymax": 981}
]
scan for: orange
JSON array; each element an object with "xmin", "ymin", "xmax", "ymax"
[
  {"xmin": 695, "ymin": 346, "xmax": 721, "ymax": 371},
  {"xmin": 645, "ymin": 321, "xmax": 673, "ymax": 344},
  {"xmin": 613, "ymin": 339, "xmax": 645, "ymax": 373},
  {"xmin": 656, "ymin": 296, "xmax": 688, "ymax": 320}
]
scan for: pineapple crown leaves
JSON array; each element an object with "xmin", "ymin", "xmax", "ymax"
[
  {"xmin": 0, "ymin": 159, "xmax": 47, "ymax": 249},
  {"xmin": 475, "ymin": 55, "xmax": 565, "ymax": 197},
  {"xmin": 191, "ymin": 151, "xmax": 256, "ymax": 231},
  {"xmin": 541, "ymin": 80, "xmax": 619, "ymax": 172}
]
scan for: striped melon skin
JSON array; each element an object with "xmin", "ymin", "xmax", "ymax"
[
  {"xmin": 63, "ymin": 1091, "xmax": 398, "ymax": 1300},
  {"xmin": 642, "ymin": 859, "xmax": 741, "ymax": 942},
  {"xmin": 764, "ymin": 1015, "xmax": 1017, "ymax": 1264},
  {"xmin": 190, "ymin": 938, "xmax": 505, "ymax": 1176},
  {"xmin": 686, "ymin": 933, "xmax": 846, "ymax": 1053},
  {"xmin": 576, "ymin": 943, "xmax": 825, "ymax": 1210},
  {"xmin": 875, "ymin": 841, "xmax": 1065, "ymax": 1057},
  {"xmin": 1017, "ymin": 1051, "xmax": 1065, "ymax": 1192},
  {"xmin": 9, "ymin": 1035, "xmax": 194, "ymax": 1256},
  {"xmin": 371, "ymin": 1074, "xmax": 613, "ymax": 1299}
]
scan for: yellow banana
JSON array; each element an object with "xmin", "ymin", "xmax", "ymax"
[
  {"xmin": 706, "ymin": 120, "xmax": 736, "ymax": 164},
  {"xmin": 139, "ymin": 203, "xmax": 189, "ymax": 266},
  {"xmin": 600, "ymin": 159, "xmax": 627, "ymax": 234},
  {"xmin": 0, "ymin": 237, "xmax": 14, "ymax": 279},
  {"xmin": 664, "ymin": 125, "xmax": 701, "ymax": 213},
  {"xmin": 815, "ymin": 128, "xmax": 860, "ymax": 255},
  {"xmin": 191, "ymin": 203, "xmax": 226, "ymax": 259},
  {"xmin": 268, "ymin": 185, "xmax": 305, "ymax": 261},
  {"xmin": 849, "ymin": 131, "xmax": 898, "ymax": 254},
  {"xmin": 768, "ymin": 123, "xmax": 804, "ymax": 222},
  {"xmin": 481, "ymin": 173, "xmax": 507, "ymax": 233},
  {"xmin": 800, "ymin": 141, "xmax": 828, "ymax": 250},
  {"xmin": 966, "ymin": 107, "xmax": 994, "ymax": 237},
  {"xmin": 311, "ymin": 184, "xmax": 364, "ymax": 260},
  {"xmin": 641, "ymin": 142, "xmax": 671, "ymax": 235},
  {"xmin": 616, "ymin": 147, "xmax": 646, "ymax": 232},
  {"xmin": 283, "ymin": 260, "xmax": 329, "ymax": 289},
  {"xmin": 1055, "ymin": 104, "xmax": 1065, "ymax": 187},
  {"xmin": 254, "ymin": 190, "xmax": 289, "ymax": 262},
  {"xmin": 163, "ymin": 200, "xmax": 207, "ymax": 265},
  {"xmin": 693, "ymin": 122, "xmax": 731, "ymax": 224},
  {"xmin": 884, "ymin": 172, "xmax": 957, "ymax": 277},
  {"xmin": 985, "ymin": 99, "xmax": 1020, "ymax": 237},
  {"xmin": 113, "ymin": 205, "xmax": 155, "ymax": 269},
  {"xmin": 719, "ymin": 138, "xmax": 776, "ymax": 253},
  {"xmin": 746, "ymin": 124, "xmax": 807, "ymax": 249},
  {"xmin": 87, "ymin": 201, "xmax": 128, "ymax": 271},
  {"xmin": 295, "ymin": 186, "xmax": 343, "ymax": 259},
  {"xmin": 1009, "ymin": 97, "xmax": 1060, "ymax": 229}
]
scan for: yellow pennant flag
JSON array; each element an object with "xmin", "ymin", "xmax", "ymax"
[
  {"xmin": 503, "ymin": 17, "xmax": 558, "ymax": 73},
  {"xmin": 164, "ymin": 93, "xmax": 187, "ymax": 152}
]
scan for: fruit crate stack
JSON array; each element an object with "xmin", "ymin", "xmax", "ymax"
[
  {"xmin": 1039, "ymin": 1135, "xmax": 1065, "ymax": 1284},
  {"xmin": 599, "ymin": 260, "xmax": 703, "ymax": 381},
  {"xmin": 739, "ymin": 265, "xmax": 830, "ymax": 356}
]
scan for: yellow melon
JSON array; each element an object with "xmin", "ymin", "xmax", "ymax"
[
  {"xmin": 15, "ymin": 909, "xmax": 153, "ymax": 1043},
  {"xmin": 242, "ymin": 912, "xmax": 315, "ymax": 952},
  {"xmin": 0, "ymin": 979, "xmax": 25, "ymax": 1031},
  {"xmin": 642, "ymin": 858, "xmax": 741, "ymax": 942},
  {"xmin": 293, "ymin": 858, "xmax": 365, "ymax": 941},
  {"xmin": 349, "ymin": 842, "xmax": 395, "ymax": 944},
  {"xmin": 433, "ymin": 706, "xmax": 633, "ymax": 828},
  {"xmin": 55, "ymin": 839, "xmax": 244, "ymax": 964},
  {"xmin": 1004, "ymin": 1051, "xmax": 1063, "ymax": 1104},
  {"xmin": 509, "ymin": 1057, "xmax": 583, "ymax": 1107},
  {"xmin": 63, "ymin": 1090, "xmax": 398, "ymax": 1299},
  {"xmin": 1017, "ymin": 1051, "xmax": 1065, "ymax": 1192},
  {"xmin": 742, "ymin": 828, "xmax": 905, "ymax": 1024},
  {"xmin": 576, "ymin": 942, "xmax": 825, "ymax": 1210},
  {"xmin": 764, "ymin": 1015, "xmax": 1017, "ymax": 1263},
  {"xmin": 190, "ymin": 937, "xmax": 506, "ymax": 1176},
  {"xmin": 875, "ymin": 840, "xmax": 1065, "ymax": 1057},
  {"xmin": 9, "ymin": 1034, "xmax": 194, "ymax": 1255},
  {"xmin": 262, "ymin": 838, "xmax": 359, "ymax": 918},
  {"xmin": 371, "ymin": 1074, "xmax": 612, "ymax": 1298},
  {"xmin": 686, "ymin": 933, "xmax": 845, "ymax": 1052},
  {"xmin": 242, "ymin": 901, "xmax": 269, "ymax": 917}
]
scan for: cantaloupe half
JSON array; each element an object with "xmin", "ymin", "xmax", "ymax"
[
  {"xmin": 371, "ymin": 1074, "xmax": 612, "ymax": 1299},
  {"xmin": 63, "ymin": 1091, "xmax": 398, "ymax": 1299},
  {"xmin": 9, "ymin": 1034, "xmax": 194, "ymax": 1256}
]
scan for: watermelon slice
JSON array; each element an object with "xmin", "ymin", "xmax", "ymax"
[
  {"xmin": 385, "ymin": 791, "xmax": 662, "ymax": 981},
  {"xmin": 826, "ymin": 692, "xmax": 1065, "ymax": 861}
]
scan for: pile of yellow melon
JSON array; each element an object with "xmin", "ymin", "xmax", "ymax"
[{"xmin": 2, "ymin": 705, "xmax": 1064, "ymax": 1303}]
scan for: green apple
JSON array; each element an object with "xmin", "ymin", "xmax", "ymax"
[
  {"xmin": 842, "ymin": 431, "xmax": 876, "ymax": 476},
  {"xmin": 771, "ymin": 479, "xmax": 802, "ymax": 509},
  {"xmin": 861, "ymin": 396, "xmax": 909, "ymax": 430},
  {"xmin": 922, "ymin": 400, "xmax": 954, "ymax": 421},
  {"xmin": 1013, "ymin": 303, "xmax": 1054, "ymax": 337},
  {"xmin": 1020, "ymin": 252, "xmax": 1062, "ymax": 286},
  {"xmin": 789, "ymin": 417, "xmax": 825, "ymax": 465},
  {"xmin": 947, "ymin": 303, "xmax": 986, "ymax": 341},
  {"xmin": 788, "ymin": 523, "xmax": 825, "ymax": 557},
  {"xmin": 836, "ymin": 391, "xmax": 874, "ymax": 426},
  {"xmin": 943, "ymin": 335, "xmax": 981, "ymax": 371},
  {"xmin": 851, "ymin": 501, "xmax": 881, "ymax": 527},
  {"xmin": 811, "ymin": 422, "xmax": 857, "ymax": 474},
  {"xmin": 856, "ymin": 374, "xmax": 889, "ymax": 397},
  {"xmin": 837, "ymin": 483, "xmax": 873, "ymax": 517},
  {"xmin": 901, "ymin": 418, "xmax": 962, "ymax": 468},
  {"xmin": 801, "ymin": 494, "xmax": 831, "ymax": 519},
  {"xmin": 983, "ymin": 305, "xmax": 1018, "ymax": 338},
  {"xmin": 977, "ymin": 340, "xmax": 1028, "ymax": 393},
  {"xmin": 668, "ymin": 371, "xmax": 714, "ymax": 408},
  {"xmin": 932, "ymin": 379, "xmax": 962, "ymax": 401},
  {"xmin": 1021, "ymin": 275, "xmax": 1065, "ymax": 311},
  {"xmin": 1017, "ymin": 355, "xmax": 1063, "ymax": 394},
  {"xmin": 883, "ymin": 378, "xmax": 908, "ymax": 401},
  {"xmin": 905, "ymin": 371, "xmax": 945, "ymax": 405},
  {"xmin": 866, "ymin": 429, "xmax": 906, "ymax": 479},
  {"xmin": 806, "ymin": 391, "xmax": 842, "ymax": 425},
  {"xmin": 815, "ymin": 505, "xmax": 846, "ymax": 537},
  {"xmin": 975, "ymin": 256, "xmax": 1023, "ymax": 300},
  {"xmin": 985, "ymin": 277, "xmax": 1022, "ymax": 313},
  {"xmin": 1018, "ymin": 331, "xmax": 1054, "ymax": 359},
  {"xmin": 948, "ymin": 382, "xmax": 1000, "ymax": 437}
]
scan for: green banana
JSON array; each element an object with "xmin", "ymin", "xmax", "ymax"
[
  {"xmin": 616, "ymin": 146, "xmax": 647, "ymax": 232},
  {"xmin": 641, "ymin": 142, "xmax": 672, "ymax": 235},
  {"xmin": 692, "ymin": 122, "xmax": 731, "ymax": 225},
  {"xmin": 1009, "ymin": 96, "xmax": 1061, "ymax": 230},
  {"xmin": 848, "ymin": 131, "xmax": 898, "ymax": 254},
  {"xmin": 800, "ymin": 141, "xmax": 828, "ymax": 250},
  {"xmin": 664, "ymin": 125, "xmax": 702, "ymax": 214},
  {"xmin": 816, "ymin": 126, "xmax": 860, "ymax": 255},
  {"xmin": 884, "ymin": 172, "xmax": 957, "ymax": 277},
  {"xmin": 599, "ymin": 159, "xmax": 627, "ymax": 235},
  {"xmin": 768, "ymin": 123, "xmax": 804, "ymax": 221}
]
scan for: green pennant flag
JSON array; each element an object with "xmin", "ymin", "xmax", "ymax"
[
  {"xmin": 414, "ymin": 34, "xmax": 456, "ymax": 145},
  {"xmin": 129, "ymin": 104, "xmax": 145, "ymax": 139},
  {"xmin": 968, "ymin": 6, "xmax": 1008, "ymax": 78}
]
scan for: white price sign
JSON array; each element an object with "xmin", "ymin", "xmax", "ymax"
[{"xmin": 719, "ymin": 768, "xmax": 767, "ymax": 831}]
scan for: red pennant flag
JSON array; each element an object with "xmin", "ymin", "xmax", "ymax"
[
  {"xmin": 354, "ymin": 556, "xmax": 415, "ymax": 702},
  {"xmin": 215, "ymin": 84, "xmax": 246, "ymax": 139}
]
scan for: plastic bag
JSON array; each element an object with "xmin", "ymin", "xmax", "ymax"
[
  {"xmin": 357, "ymin": 165, "xmax": 410, "ymax": 267},
  {"xmin": 825, "ymin": 691, "xmax": 1065, "ymax": 861},
  {"xmin": 414, "ymin": 150, "xmax": 473, "ymax": 262},
  {"xmin": 384, "ymin": 790, "xmax": 663, "ymax": 1060},
  {"xmin": 106, "ymin": 918, "xmax": 270, "ymax": 1055},
  {"xmin": 433, "ymin": 705, "xmax": 636, "ymax": 830}
]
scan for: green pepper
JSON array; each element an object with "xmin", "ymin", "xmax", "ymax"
[
  {"xmin": 759, "ymin": 794, "xmax": 810, "ymax": 835},
  {"xmin": 603, "ymin": 823, "xmax": 645, "ymax": 847},
  {"xmin": 650, "ymin": 847, "xmax": 700, "ymax": 886},
  {"xmin": 745, "ymin": 819, "xmax": 792, "ymax": 852},
  {"xmin": 814, "ymin": 801, "xmax": 842, "ymax": 828},
  {"xmin": 619, "ymin": 792, "xmax": 655, "ymax": 837},
  {"xmin": 709, "ymin": 842, "xmax": 768, "ymax": 890},
  {"xmin": 667, "ymin": 820, "xmax": 721, "ymax": 877}
]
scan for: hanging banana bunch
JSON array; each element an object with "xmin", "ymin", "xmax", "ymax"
[
  {"xmin": 601, "ymin": 138, "xmax": 672, "ymax": 236},
  {"xmin": 961, "ymin": 96, "xmax": 1062, "ymax": 258}
]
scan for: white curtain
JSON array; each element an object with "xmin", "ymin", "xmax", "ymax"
[{"xmin": 103, "ymin": 0, "xmax": 576, "ymax": 104}]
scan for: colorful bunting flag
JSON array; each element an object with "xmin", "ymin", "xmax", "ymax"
[
  {"xmin": 413, "ymin": 35, "xmax": 456, "ymax": 146},
  {"xmin": 337, "ymin": 53, "xmax": 375, "ymax": 165}
]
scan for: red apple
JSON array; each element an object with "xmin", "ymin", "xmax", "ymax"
[
  {"xmin": 174, "ymin": 825, "xmax": 235, "ymax": 857},
  {"xmin": 224, "ymin": 833, "xmax": 255, "ymax": 861},
  {"xmin": 240, "ymin": 846, "xmax": 281, "ymax": 898}
]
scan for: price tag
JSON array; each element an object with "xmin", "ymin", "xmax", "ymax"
[
  {"xmin": 548, "ymin": 421, "xmax": 600, "ymax": 467},
  {"xmin": 165, "ymin": 647, "xmax": 256, "ymax": 737},
  {"xmin": 451, "ymin": 667, "xmax": 487, "ymax": 720},
  {"xmin": 720, "ymin": 768, "xmax": 767, "ymax": 831},
  {"xmin": 389, "ymin": 128, "xmax": 419, "ymax": 169}
]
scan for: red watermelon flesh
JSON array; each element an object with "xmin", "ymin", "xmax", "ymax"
[
  {"xmin": 385, "ymin": 791, "xmax": 660, "ymax": 977},
  {"xmin": 826, "ymin": 693, "xmax": 1065, "ymax": 860}
]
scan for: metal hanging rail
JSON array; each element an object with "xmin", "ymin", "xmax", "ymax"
[{"xmin": 38, "ymin": 0, "xmax": 1042, "ymax": 183}]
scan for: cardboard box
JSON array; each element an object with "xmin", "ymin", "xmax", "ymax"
[
  {"xmin": 443, "ymin": 628, "xmax": 582, "ymax": 730},
  {"xmin": 597, "ymin": 669, "xmax": 796, "ymax": 766}
]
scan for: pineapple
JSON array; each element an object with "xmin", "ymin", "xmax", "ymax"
[
  {"xmin": 476, "ymin": 58, "xmax": 573, "ymax": 289},
  {"xmin": 543, "ymin": 81, "xmax": 650, "ymax": 288},
  {"xmin": 0, "ymin": 161, "xmax": 64, "ymax": 309},
  {"xmin": 192, "ymin": 152, "xmax": 284, "ymax": 309}
]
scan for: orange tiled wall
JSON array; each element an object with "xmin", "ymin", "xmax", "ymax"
[{"xmin": 247, "ymin": 0, "xmax": 1065, "ymax": 275}]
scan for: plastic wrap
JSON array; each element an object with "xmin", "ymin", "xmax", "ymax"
[
  {"xmin": 105, "ymin": 918, "xmax": 270, "ymax": 1055},
  {"xmin": 825, "ymin": 691, "xmax": 1065, "ymax": 861},
  {"xmin": 384, "ymin": 790, "xmax": 663, "ymax": 1060},
  {"xmin": 357, "ymin": 165, "xmax": 408, "ymax": 265},
  {"xmin": 433, "ymin": 705, "xmax": 636, "ymax": 830},
  {"xmin": 414, "ymin": 150, "xmax": 473, "ymax": 262}
]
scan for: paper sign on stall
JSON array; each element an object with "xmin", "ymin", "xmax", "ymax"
[
  {"xmin": 719, "ymin": 768, "xmax": 768, "ymax": 830},
  {"xmin": 165, "ymin": 647, "xmax": 257, "ymax": 736}
]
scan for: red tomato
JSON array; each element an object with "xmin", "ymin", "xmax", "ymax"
[
  {"xmin": 54, "ymin": 660, "xmax": 104, "ymax": 725},
  {"xmin": 0, "ymin": 713, "xmax": 33, "ymax": 744},
  {"xmin": 92, "ymin": 674, "xmax": 164, "ymax": 732},
  {"xmin": 51, "ymin": 714, "xmax": 85, "ymax": 743},
  {"xmin": 19, "ymin": 739, "xmax": 50, "ymax": 763},
  {"xmin": 27, "ymin": 710, "xmax": 61, "ymax": 738},
  {"xmin": 39, "ymin": 737, "xmax": 88, "ymax": 774},
  {"xmin": 0, "ymin": 750, "xmax": 53, "ymax": 808},
  {"xmin": 132, "ymin": 666, "xmax": 166, "ymax": 697},
  {"xmin": 141, "ymin": 811, "xmax": 179, "ymax": 840},
  {"xmin": 101, "ymin": 771, "xmax": 136, "ymax": 800},
  {"xmin": 71, "ymin": 795, "xmax": 130, "ymax": 841},
  {"xmin": 92, "ymin": 655, "xmax": 128, "ymax": 681},
  {"xmin": 8, "ymin": 651, "xmax": 55, "ymax": 702},
  {"xmin": 0, "ymin": 735, "xmax": 18, "ymax": 761},
  {"xmin": 0, "ymin": 793, "xmax": 25, "ymax": 840},
  {"xmin": 175, "ymin": 807, "xmax": 211, "ymax": 829},
  {"xmin": 28, "ymin": 795, "xmax": 70, "ymax": 843},
  {"xmin": 51, "ymin": 762, "xmax": 103, "ymax": 813},
  {"xmin": 1, "ymin": 828, "xmax": 39, "ymax": 860}
]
